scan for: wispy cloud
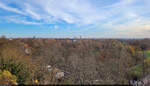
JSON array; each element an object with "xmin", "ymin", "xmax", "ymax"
[
  {"xmin": 24, "ymin": 3, "xmax": 41, "ymax": 20},
  {"xmin": 3, "ymin": 16, "xmax": 42, "ymax": 25},
  {"xmin": 0, "ymin": 0, "xmax": 150, "ymax": 38},
  {"xmin": 106, "ymin": 17, "xmax": 150, "ymax": 38},
  {"xmin": 0, "ymin": 1, "xmax": 24, "ymax": 14},
  {"xmin": 0, "ymin": 0, "xmax": 106, "ymax": 25}
]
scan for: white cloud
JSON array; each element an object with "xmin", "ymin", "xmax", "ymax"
[
  {"xmin": 0, "ymin": 0, "xmax": 150, "ymax": 38},
  {"xmin": 0, "ymin": 0, "xmax": 149, "ymax": 26},
  {"xmin": 107, "ymin": 18, "xmax": 150, "ymax": 38},
  {"xmin": 24, "ymin": 3, "xmax": 41, "ymax": 20},
  {"xmin": 0, "ymin": 0, "xmax": 106, "ymax": 25},
  {"xmin": 54, "ymin": 25, "xmax": 59, "ymax": 29},
  {"xmin": 4, "ymin": 16, "xmax": 42, "ymax": 25},
  {"xmin": 0, "ymin": 1, "xmax": 24, "ymax": 14}
]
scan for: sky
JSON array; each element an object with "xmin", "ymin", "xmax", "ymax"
[{"xmin": 0, "ymin": 0, "xmax": 150, "ymax": 38}]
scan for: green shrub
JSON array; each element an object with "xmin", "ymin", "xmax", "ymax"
[{"xmin": 0, "ymin": 56, "xmax": 33, "ymax": 84}]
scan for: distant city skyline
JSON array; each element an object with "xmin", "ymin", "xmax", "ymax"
[{"xmin": 0, "ymin": 0, "xmax": 150, "ymax": 38}]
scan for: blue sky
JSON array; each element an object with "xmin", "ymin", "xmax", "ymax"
[{"xmin": 0, "ymin": 0, "xmax": 150, "ymax": 38}]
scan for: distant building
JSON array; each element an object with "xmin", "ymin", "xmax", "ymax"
[
  {"xmin": 129, "ymin": 75, "xmax": 150, "ymax": 86},
  {"xmin": 73, "ymin": 39, "xmax": 77, "ymax": 42},
  {"xmin": 55, "ymin": 72, "xmax": 64, "ymax": 79},
  {"xmin": 24, "ymin": 44, "xmax": 29, "ymax": 48},
  {"xmin": 9, "ymin": 38, "xmax": 13, "ymax": 41},
  {"xmin": 141, "ymin": 75, "xmax": 150, "ymax": 86},
  {"xmin": 47, "ymin": 65, "xmax": 52, "ymax": 72},
  {"xmin": 25, "ymin": 48, "xmax": 30, "ymax": 55},
  {"xmin": 23, "ymin": 44, "xmax": 31, "ymax": 55},
  {"xmin": 46, "ymin": 65, "xmax": 67, "ymax": 81}
]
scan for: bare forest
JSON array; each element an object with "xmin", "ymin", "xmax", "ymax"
[{"xmin": 1, "ymin": 37, "xmax": 150, "ymax": 85}]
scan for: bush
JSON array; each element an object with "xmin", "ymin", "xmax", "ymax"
[
  {"xmin": 0, "ymin": 56, "xmax": 33, "ymax": 84},
  {"xmin": 0, "ymin": 42, "xmax": 34, "ymax": 84},
  {"xmin": 0, "ymin": 70, "xmax": 17, "ymax": 85}
]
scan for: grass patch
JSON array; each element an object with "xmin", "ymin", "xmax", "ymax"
[
  {"xmin": 131, "ymin": 64, "xmax": 142, "ymax": 72},
  {"xmin": 128, "ymin": 64, "xmax": 143, "ymax": 77},
  {"xmin": 145, "ymin": 50, "xmax": 150, "ymax": 59},
  {"xmin": 138, "ymin": 50, "xmax": 150, "ymax": 59}
]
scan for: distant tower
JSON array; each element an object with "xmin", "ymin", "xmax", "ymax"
[
  {"xmin": 80, "ymin": 35, "xmax": 82, "ymax": 39},
  {"xmin": 33, "ymin": 36, "xmax": 36, "ymax": 39}
]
